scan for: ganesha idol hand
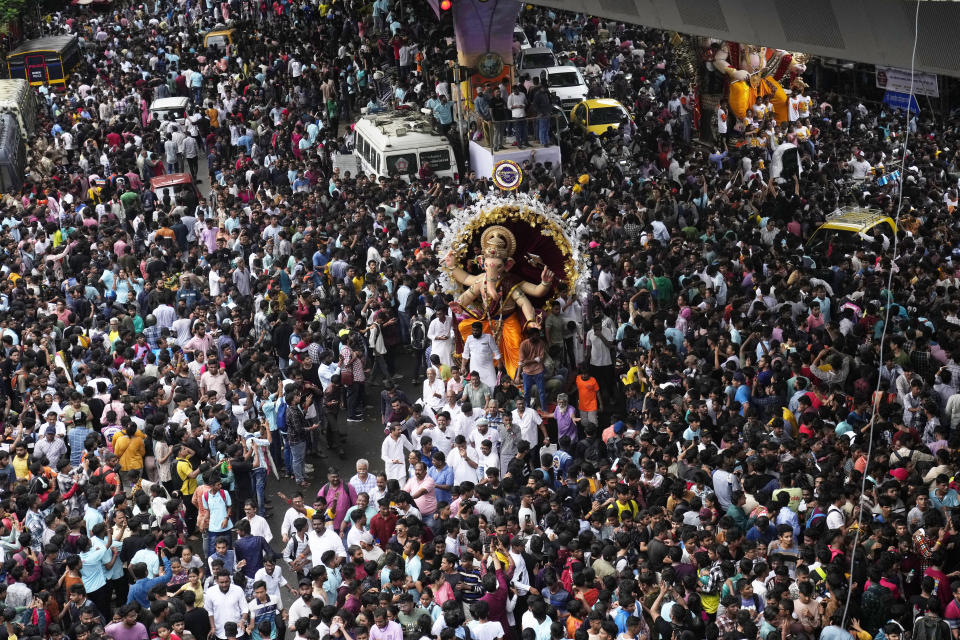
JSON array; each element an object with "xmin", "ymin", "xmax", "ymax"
[{"xmin": 448, "ymin": 300, "xmax": 463, "ymax": 315}]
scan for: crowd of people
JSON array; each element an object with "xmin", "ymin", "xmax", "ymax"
[{"xmin": 2, "ymin": 2, "xmax": 960, "ymax": 640}]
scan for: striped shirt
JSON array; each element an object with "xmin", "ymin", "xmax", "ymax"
[{"xmin": 458, "ymin": 565, "xmax": 483, "ymax": 602}]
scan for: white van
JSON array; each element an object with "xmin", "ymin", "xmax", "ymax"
[
  {"xmin": 149, "ymin": 96, "xmax": 189, "ymax": 127},
  {"xmin": 0, "ymin": 79, "xmax": 36, "ymax": 139},
  {"xmin": 513, "ymin": 26, "xmax": 531, "ymax": 50},
  {"xmin": 543, "ymin": 66, "xmax": 588, "ymax": 109},
  {"xmin": 515, "ymin": 46, "xmax": 558, "ymax": 84},
  {"xmin": 353, "ymin": 111, "xmax": 458, "ymax": 182}
]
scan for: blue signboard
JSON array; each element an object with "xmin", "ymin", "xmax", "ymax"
[{"xmin": 882, "ymin": 90, "xmax": 920, "ymax": 113}]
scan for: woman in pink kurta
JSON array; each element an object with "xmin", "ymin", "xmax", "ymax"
[{"xmin": 430, "ymin": 571, "xmax": 455, "ymax": 606}]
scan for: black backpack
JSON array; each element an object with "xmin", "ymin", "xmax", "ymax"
[
  {"xmin": 914, "ymin": 615, "xmax": 947, "ymax": 640},
  {"xmin": 410, "ymin": 318, "xmax": 426, "ymax": 349}
]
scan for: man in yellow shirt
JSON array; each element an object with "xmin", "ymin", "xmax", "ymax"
[
  {"xmin": 176, "ymin": 445, "xmax": 202, "ymax": 536},
  {"xmin": 11, "ymin": 441, "xmax": 30, "ymax": 480}
]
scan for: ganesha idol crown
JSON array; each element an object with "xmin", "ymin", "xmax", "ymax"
[{"xmin": 480, "ymin": 225, "xmax": 517, "ymax": 262}]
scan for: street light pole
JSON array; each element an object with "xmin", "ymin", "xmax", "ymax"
[{"xmin": 454, "ymin": 63, "xmax": 466, "ymax": 146}]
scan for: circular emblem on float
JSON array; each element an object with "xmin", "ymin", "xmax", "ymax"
[
  {"xmin": 492, "ymin": 160, "xmax": 523, "ymax": 190},
  {"xmin": 395, "ymin": 157, "xmax": 409, "ymax": 172},
  {"xmin": 477, "ymin": 51, "xmax": 504, "ymax": 79}
]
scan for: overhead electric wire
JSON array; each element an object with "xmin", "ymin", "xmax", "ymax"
[{"xmin": 838, "ymin": 0, "xmax": 921, "ymax": 629}]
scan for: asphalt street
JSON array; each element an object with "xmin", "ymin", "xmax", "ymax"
[{"xmin": 193, "ymin": 156, "xmax": 422, "ymax": 608}]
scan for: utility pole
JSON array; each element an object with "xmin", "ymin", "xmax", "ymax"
[{"xmin": 453, "ymin": 63, "xmax": 466, "ymax": 145}]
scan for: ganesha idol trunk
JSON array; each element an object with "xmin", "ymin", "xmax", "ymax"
[{"xmin": 439, "ymin": 195, "xmax": 588, "ymax": 382}]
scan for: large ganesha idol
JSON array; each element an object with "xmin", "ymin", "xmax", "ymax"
[
  {"xmin": 440, "ymin": 195, "xmax": 587, "ymax": 380},
  {"xmin": 708, "ymin": 40, "xmax": 807, "ymax": 123}
]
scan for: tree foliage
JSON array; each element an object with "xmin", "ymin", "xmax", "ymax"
[{"xmin": 0, "ymin": 0, "xmax": 24, "ymax": 26}]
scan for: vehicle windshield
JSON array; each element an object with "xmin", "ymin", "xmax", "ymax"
[
  {"xmin": 207, "ymin": 35, "xmax": 228, "ymax": 48},
  {"xmin": 589, "ymin": 106, "xmax": 626, "ymax": 125},
  {"xmin": 548, "ymin": 72, "xmax": 580, "ymax": 88},
  {"xmin": 521, "ymin": 53, "xmax": 555, "ymax": 69}
]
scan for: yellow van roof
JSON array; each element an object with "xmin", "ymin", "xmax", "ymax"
[
  {"xmin": 819, "ymin": 209, "xmax": 896, "ymax": 234},
  {"xmin": 206, "ymin": 29, "xmax": 236, "ymax": 37}
]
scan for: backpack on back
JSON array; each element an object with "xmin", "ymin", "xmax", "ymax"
[
  {"xmin": 276, "ymin": 399, "xmax": 288, "ymax": 433},
  {"xmin": 913, "ymin": 615, "xmax": 946, "ymax": 640},
  {"xmin": 410, "ymin": 319, "xmax": 426, "ymax": 349}
]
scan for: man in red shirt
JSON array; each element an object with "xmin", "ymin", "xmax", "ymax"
[{"xmin": 368, "ymin": 498, "xmax": 398, "ymax": 546}]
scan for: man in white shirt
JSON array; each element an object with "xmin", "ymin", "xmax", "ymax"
[
  {"xmin": 205, "ymin": 571, "xmax": 249, "ymax": 640},
  {"xmin": 427, "ymin": 307, "xmax": 454, "ymax": 366},
  {"xmin": 418, "ymin": 412, "xmax": 456, "ymax": 455},
  {"xmin": 512, "ymin": 403, "xmax": 543, "ymax": 448},
  {"xmin": 462, "ymin": 323, "xmax": 501, "ymax": 389},
  {"xmin": 253, "ymin": 558, "xmax": 295, "ymax": 600},
  {"xmin": 242, "ymin": 502, "xmax": 273, "ymax": 543},
  {"xmin": 279, "ymin": 493, "xmax": 310, "ymax": 544},
  {"xmin": 421, "ymin": 368, "xmax": 446, "ymax": 413},
  {"xmin": 517, "ymin": 488, "xmax": 538, "ymax": 531},
  {"xmin": 447, "ymin": 435, "xmax": 480, "ymax": 485},
  {"xmin": 359, "ymin": 532, "xmax": 385, "ymax": 563},
  {"xmin": 286, "ymin": 580, "xmax": 315, "ymax": 631},
  {"xmin": 452, "ymin": 402, "xmax": 479, "ymax": 439},
  {"xmin": 476, "ymin": 440, "xmax": 500, "ymax": 481},
  {"xmin": 468, "ymin": 418, "xmax": 500, "ymax": 453},
  {"xmin": 586, "ymin": 318, "xmax": 615, "ymax": 399},
  {"xmin": 849, "ymin": 151, "xmax": 871, "ymax": 180},
  {"xmin": 507, "ymin": 85, "xmax": 528, "ymax": 148},
  {"xmin": 307, "ymin": 515, "xmax": 347, "ymax": 563}
]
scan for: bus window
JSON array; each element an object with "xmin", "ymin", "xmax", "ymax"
[{"xmin": 419, "ymin": 149, "xmax": 451, "ymax": 171}]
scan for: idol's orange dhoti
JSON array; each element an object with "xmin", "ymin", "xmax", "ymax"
[
  {"xmin": 457, "ymin": 313, "xmax": 524, "ymax": 380},
  {"xmin": 728, "ymin": 76, "xmax": 789, "ymax": 123}
]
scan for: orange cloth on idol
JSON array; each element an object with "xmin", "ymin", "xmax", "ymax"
[
  {"xmin": 728, "ymin": 76, "xmax": 788, "ymax": 123},
  {"xmin": 457, "ymin": 314, "xmax": 524, "ymax": 380}
]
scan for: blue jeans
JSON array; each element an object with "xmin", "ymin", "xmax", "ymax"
[
  {"xmin": 537, "ymin": 116, "xmax": 550, "ymax": 146},
  {"xmin": 282, "ymin": 434, "xmax": 293, "ymax": 476},
  {"xmin": 522, "ymin": 371, "xmax": 547, "ymax": 410},
  {"xmin": 397, "ymin": 311, "xmax": 411, "ymax": 344},
  {"xmin": 253, "ymin": 467, "xmax": 267, "ymax": 515},
  {"xmin": 514, "ymin": 117, "xmax": 527, "ymax": 146},
  {"xmin": 290, "ymin": 440, "xmax": 307, "ymax": 484}
]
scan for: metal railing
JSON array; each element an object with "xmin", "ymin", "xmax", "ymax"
[{"xmin": 472, "ymin": 113, "xmax": 563, "ymax": 149}]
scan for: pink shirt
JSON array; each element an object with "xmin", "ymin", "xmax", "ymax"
[
  {"xmin": 370, "ymin": 620, "xmax": 403, "ymax": 640},
  {"xmin": 404, "ymin": 475, "xmax": 437, "ymax": 516}
]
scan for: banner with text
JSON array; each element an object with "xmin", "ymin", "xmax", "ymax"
[
  {"xmin": 882, "ymin": 90, "xmax": 920, "ymax": 114},
  {"xmin": 875, "ymin": 65, "xmax": 939, "ymax": 98}
]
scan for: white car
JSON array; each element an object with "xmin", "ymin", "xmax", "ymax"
[
  {"xmin": 543, "ymin": 66, "xmax": 588, "ymax": 109},
  {"xmin": 513, "ymin": 26, "xmax": 531, "ymax": 50},
  {"xmin": 515, "ymin": 46, "xmax": 558, "ymax": 84},
  {"xmin": 149, "ymin": 96, "xmax": 189, "ymax": 127}
]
